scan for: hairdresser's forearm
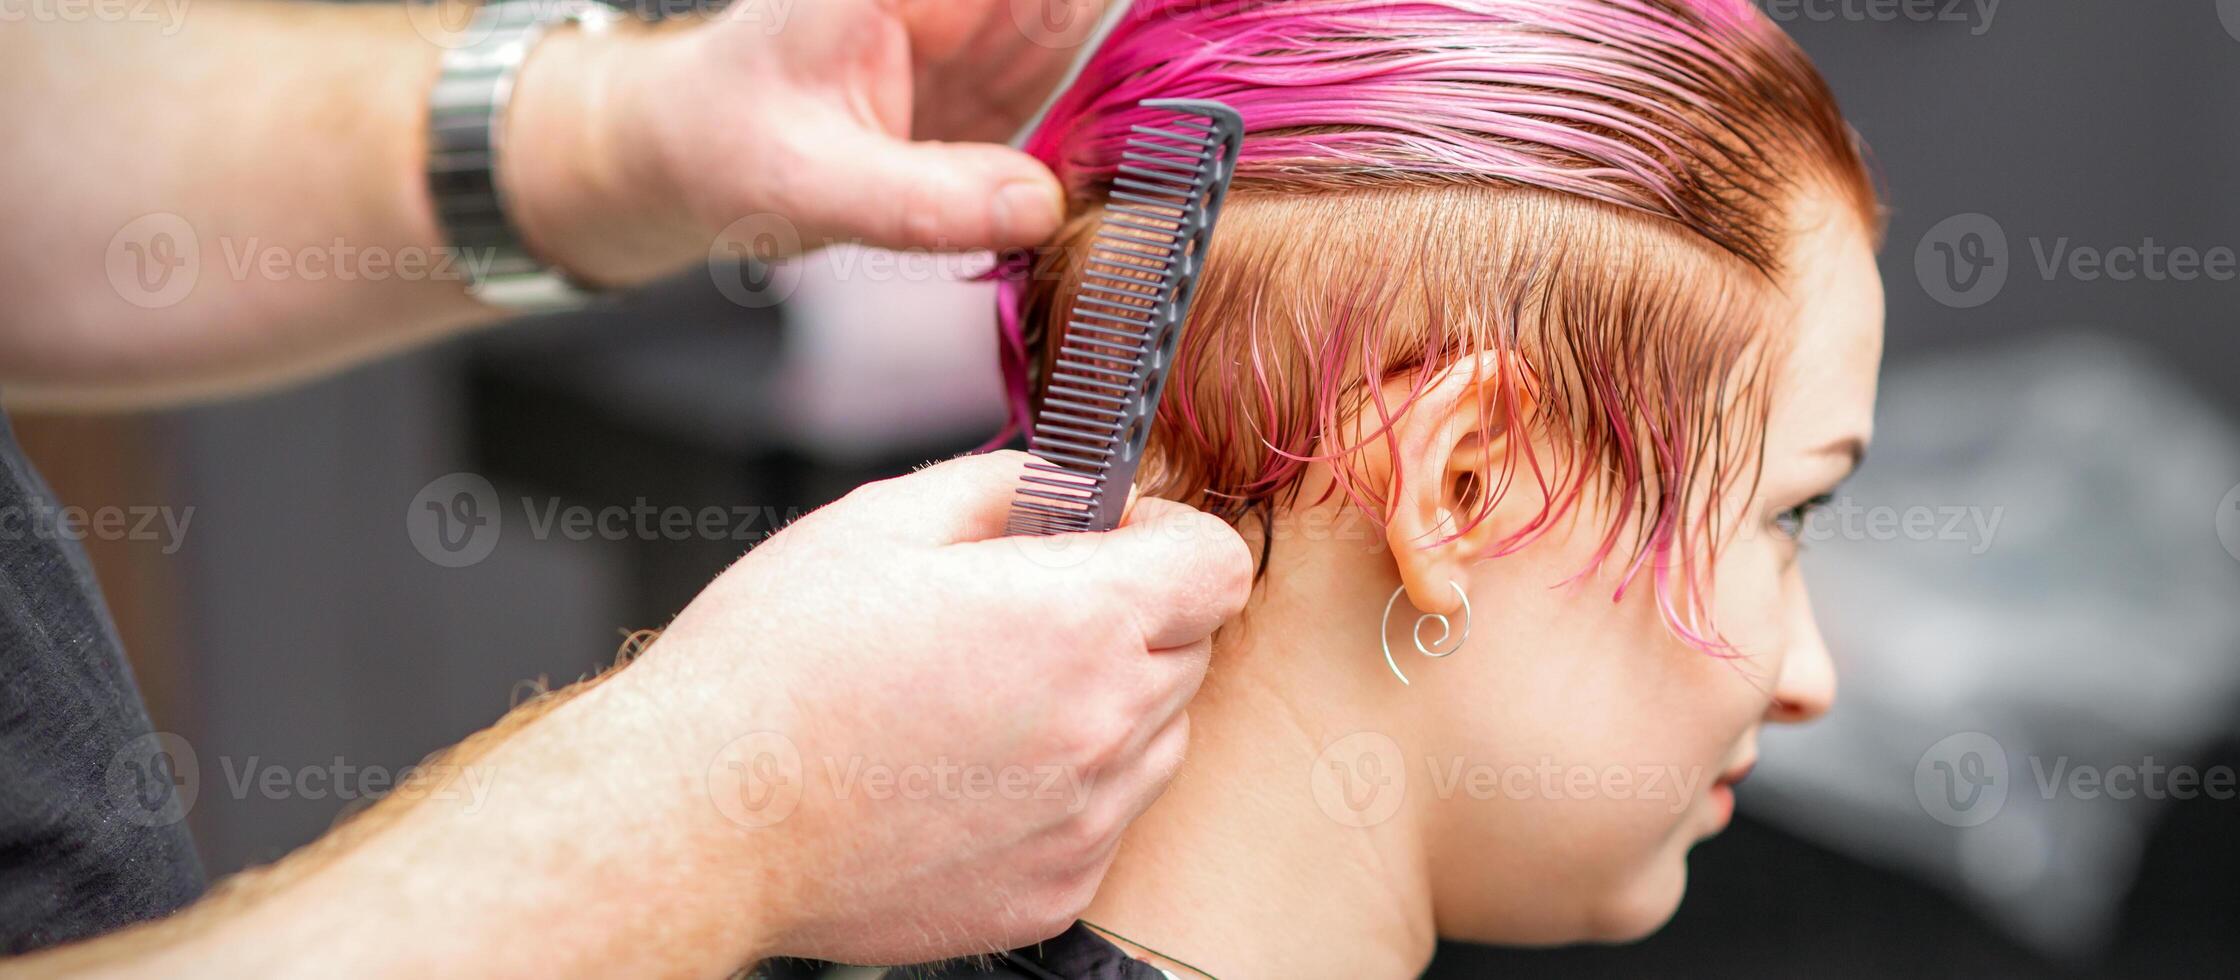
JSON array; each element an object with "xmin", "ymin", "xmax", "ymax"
[
  {"xmin": 0, "ymin": 1, "xmax": 659, "ymax": 409},
  {"xmin": 8, "ymin": 671, "xmax": 772, "ymax": 979}
]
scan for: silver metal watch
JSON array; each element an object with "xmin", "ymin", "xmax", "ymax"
[{"xmin": 427, "ymin": 0, "xmax": 624, "ymax": 311}]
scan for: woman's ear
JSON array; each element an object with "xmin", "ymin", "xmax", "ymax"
[{"xmin": 1381, "ymin": 351, "xmax": 1536, "ymax": 616}]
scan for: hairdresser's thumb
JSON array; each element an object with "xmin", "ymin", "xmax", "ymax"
[
  {"xmin": 835, "ymin": 450, "xmax": 1040, "ymax": 546},
  {"xmin": 806, "ymin": 124, "xmax": 1065, "ymax": 252},
  {"xmin": 1082, "ymin": 497, "xmax": 1255, "ymax": 651}
]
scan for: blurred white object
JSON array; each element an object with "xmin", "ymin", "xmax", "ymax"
[
  {"xmin": 1749, "ymin": 330, "xmax": 2240, "ymax": 956},
  {"xmin": 773, "ymin": 246, "xmax": 1010, "ymax": 459},
  {"xmin": 769, "ymin": 0, "xmax": 1132, "ymax": 462}
]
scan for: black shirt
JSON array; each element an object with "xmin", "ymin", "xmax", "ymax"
[{"xmin": 0, "ymin": 409, "xmax": 204, "ymax": 953}]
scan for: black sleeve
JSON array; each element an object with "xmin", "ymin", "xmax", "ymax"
[
  {"xmin": 0, "ymin": 412, "xmax": 205, "ymax": 953},
  {"xmin": 898, "ymin": 922, "xmax": 1171, "ymax": 980}
]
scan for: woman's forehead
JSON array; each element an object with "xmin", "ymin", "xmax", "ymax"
[{"xmin": 1773, "ymin": 191, "xmax": 1884, "ymax": 452}]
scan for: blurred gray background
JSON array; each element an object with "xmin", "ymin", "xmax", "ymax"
[{"xmin": 19, "ymin": 2, "xmax": 2238, "ymax": 977}]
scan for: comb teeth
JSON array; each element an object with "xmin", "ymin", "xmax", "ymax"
[{"xmin": 1005, "ymin": 99, "xmax": 1244, "ymax": 537}]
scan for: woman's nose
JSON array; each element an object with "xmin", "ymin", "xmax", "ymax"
[{"xmin": 1767, "ymin": 585, "xmax": 1837, "ymax": 725}]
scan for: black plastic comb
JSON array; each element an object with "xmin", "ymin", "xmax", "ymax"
[{"xmin": 1003, "ymin": 98, "xmax": 1245, "ymax": 536}]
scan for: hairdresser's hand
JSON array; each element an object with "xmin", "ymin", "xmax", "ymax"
[
  {"xmin": 503, "ymin": 0, "xmax": 1118, "ymax": 287},
  {"xmin": 607, "ymin": 450, "xmax": 1251, "ymax": 965}
]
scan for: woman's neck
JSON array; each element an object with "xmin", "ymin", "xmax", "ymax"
[{"xmin": 1078, "ymin": 611, "xmax": 1440, "ymax": 979}]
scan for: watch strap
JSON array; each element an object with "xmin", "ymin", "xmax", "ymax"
[{"xmin": 427, "ymin": 0, "xmax": 622, "ymax": 310}]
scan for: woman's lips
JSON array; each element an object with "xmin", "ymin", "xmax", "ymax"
[
  {"xmin": 1717, "ymin": 758, "xmax": 1757, "ymax": 789},
  {"xmin": 1705, "ymin": 757, "xmax": 1756, "ymax": 832}
]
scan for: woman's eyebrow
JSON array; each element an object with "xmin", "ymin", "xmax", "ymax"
[{"xmin": 1815, "ymin": 435, "xmax": 1867, "ymax": 476}]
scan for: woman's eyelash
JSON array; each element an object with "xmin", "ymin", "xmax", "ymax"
[{"xmin": 1773, "ymin": 492, "xmax": 1837, "ymax": 540}]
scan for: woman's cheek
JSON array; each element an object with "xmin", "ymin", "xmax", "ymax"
[{"xmin": 1711, "ymin": 530, "xmax": 1798, "ymax": 674}]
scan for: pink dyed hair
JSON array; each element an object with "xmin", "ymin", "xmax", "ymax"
[{"xmin": 994, "ymin": 0, "xmax": 1878, "ymax": 647}]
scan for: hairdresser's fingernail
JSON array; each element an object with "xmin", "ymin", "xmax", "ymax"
[{"xmin": 993, "ymin": 180, "xmax": 1063, "ymax": 244}]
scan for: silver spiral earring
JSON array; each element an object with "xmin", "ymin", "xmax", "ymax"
[{"xmin": 1380, "ymin": 582, "xmax": 1473, "ymax": 686}]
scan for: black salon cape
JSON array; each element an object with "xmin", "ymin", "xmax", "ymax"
[
  {"xmin": 907, "ymin": 922, "xmax": 1172, "ymax": 979},
  {"xmin": 0, "ymin": 409, "xmax": 205, "ymax": 953}
]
